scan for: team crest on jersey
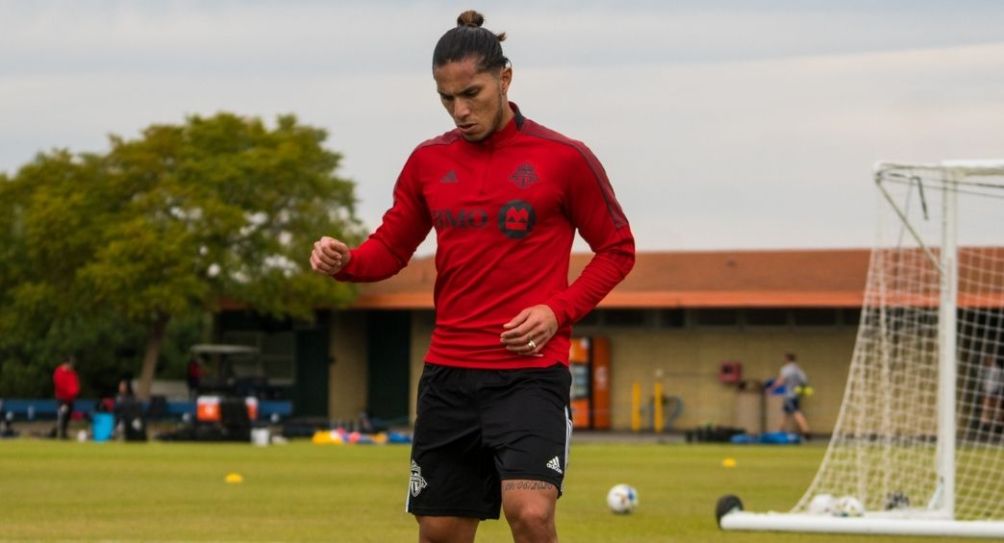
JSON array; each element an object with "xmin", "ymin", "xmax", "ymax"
[
  {"xmin": 410, "ymin": 460, "xmax": 428, "ymax": 497},
  {"xmin": 509, "ymin": 162, "xmax": 539, "ymax": 189},
  {"xmin": 498, "ymin": 200, "xmax": 536, "ymax": 239}
]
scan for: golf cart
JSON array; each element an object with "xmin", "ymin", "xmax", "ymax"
[{"xmin": 190, "ymin": 343, "xmax": 267, "ymax": 398}]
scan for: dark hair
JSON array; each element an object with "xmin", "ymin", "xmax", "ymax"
[{"xmin": 433, "ymin": 10, "xmax": 508, "ymax": 72}]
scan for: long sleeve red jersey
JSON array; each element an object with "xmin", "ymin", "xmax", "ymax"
[
  {"xmin": 53, "ymin": 364, "xmax": 80, "ymax": 402},
  {"xmin": 335, "ymin": 104, "xmax": 635, "ymax": 369}
]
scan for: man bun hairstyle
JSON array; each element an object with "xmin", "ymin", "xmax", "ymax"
[
  {"xmin": 433, "ymin": 10, "xmax": 508, "ymax": 72},
  {"xmin": 456, "ymin": 10, "xmax": 485, "ymax": 28}
]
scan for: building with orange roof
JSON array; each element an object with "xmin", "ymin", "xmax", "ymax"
[
  {"xmin": 217, "ymin": 248, "xmax": 882, "ymax": 435},
  {"xmin": 219, "ymin": 245, "xmax": 1004, "ymax": 435}
]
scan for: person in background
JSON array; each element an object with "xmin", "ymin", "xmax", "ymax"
[
  {"xmin": 114, "ymin": 375, "xmax": 141, "ymax": 439},
  {"xmin": 768, "ymin": 352, "xmax": 811, "ymax": 439},
  {"xmin": 979, "ymin": 354, "xmax": 1003, "ymax": 435},
  {"xmin": 186, "ymin": 356, "xmax": 204, "ymax": 399},
  {"xmin": 52, "ymin": 355, "xmax": 80, "ymax": 439},
  {"xmin": 115, "ymin": 376, "xmax": 135, "ymax": 407}
]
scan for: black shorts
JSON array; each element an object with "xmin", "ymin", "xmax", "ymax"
[
  {"xmin": 406, "ymin": 362, "xmax": 573, "ymax": 520},
  {"xmin": 783, "ymin": 396, "xmax": 801, "ymax": 414}
]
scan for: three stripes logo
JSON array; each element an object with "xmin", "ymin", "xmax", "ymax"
[
  {"xmin": 440, "ymin": 170, "xmax": 458, "ymax": 184},
  {"xmin": 546, "ymin": 456, "xmax": 563, "ymax": 474}
]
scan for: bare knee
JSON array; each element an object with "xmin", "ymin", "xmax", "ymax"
[
  {"xmin": 504, "ymin": 500, "xmax": 554, "ymax": 529},
  {"xmin": 416, "ymin": 515, "xmax": 478, "ymax": 543},
  {"xmin": 502, "ymin": 481, "xmax": 558, "ymax": 543}
]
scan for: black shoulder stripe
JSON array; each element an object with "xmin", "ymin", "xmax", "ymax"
[{"xmin": 521, "ymin": 123, "xmax": 628, "ymax": 228}]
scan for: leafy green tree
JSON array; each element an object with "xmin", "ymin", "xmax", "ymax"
[
  {"xmin": 0, "ymin": 151, "xmax": 128, "ymax": 396},
  {"xmin": 0, "ymin": 113, "xmax": 363, "ymax": 398}
]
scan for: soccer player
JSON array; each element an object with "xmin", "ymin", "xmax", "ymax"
[
  {"xmin": 310, "ymin": 10, "xmax": 634, "ymax": 543},
  {"xmin": 768, "ymin": 353, "xmax": 811, "ymax": 439}
]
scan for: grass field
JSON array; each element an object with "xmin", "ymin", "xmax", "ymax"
[{"xmin": 0, "ymin": 439, "xmax": 978, "ymax": 542}]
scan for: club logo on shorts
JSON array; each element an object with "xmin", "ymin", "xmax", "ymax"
[
  {"xmin": 498, "ymin": 200, "xmax": 536, "ymax": 239},
  {"xmin": 410, "ymin": 460, "xmax": 428, "ymax": 497},
  {"xmin": 509, "ymin": 162, "xmax": 539, "ymax": 189}
]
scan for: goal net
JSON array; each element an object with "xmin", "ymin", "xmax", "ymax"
[{"xmin": 719, "ymin": 161, "xmax": 1004, "ymax": 538}]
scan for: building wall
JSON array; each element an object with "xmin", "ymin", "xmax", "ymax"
[
  {"xmin": 409, "ymin": 311, "xmax": 435, "ymax": 420},
  {"xmin": 402, "ymin": 311, "xmax": 855, "ymax": 434},
  {"xmin": 572, "ymin": 324, "xmax": 856, "ymax": 433},
  {"xmin": 327, "ymin": 312, "xmax": 369, "ymax": 421},
  {"xmin": 336, "ymin": 308, "xmax": 857, "ymax": 434}
]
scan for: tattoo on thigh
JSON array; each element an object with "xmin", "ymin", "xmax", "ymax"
[{"xmin": 502, "ymin": 480, "xmax": 556, "ymax": 492}]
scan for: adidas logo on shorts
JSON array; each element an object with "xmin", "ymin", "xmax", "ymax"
[{"xmin": 546, "ymin": 456, "xmax": 563, "ymax": 474}]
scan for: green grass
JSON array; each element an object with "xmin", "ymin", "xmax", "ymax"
[{"xmin": 0, "ymin": 439, "xmax": 979, "ymax": 542}]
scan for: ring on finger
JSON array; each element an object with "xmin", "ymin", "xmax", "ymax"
[{"xmin": 527, "ymin": 339, "xmax": 537, "ymax": 350}]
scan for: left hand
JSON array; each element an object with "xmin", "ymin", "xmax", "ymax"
[{"xmin": 500, "ymin": 305, "xmax": 558, "ymax": 355}]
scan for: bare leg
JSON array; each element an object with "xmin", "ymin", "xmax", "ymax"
[
  {"xmin": 415, "ymin": 516, "xmax": 478, "ymax": 543},
  {"xmin": 980, "ymin": 395, "xmax": 995, "ymax": 427},
  {"xmin": 502, "ymin": 479, "xmax": 558, "ymax": 543},
  {"xmin": 792, "ymin": 411, "xmax": 810, "ymax": 436}
]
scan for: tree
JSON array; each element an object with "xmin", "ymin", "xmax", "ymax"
[
  {"xmin": 0, "ymin": 151, "xmax": 131, "ymax": 396},
  {"xmin": 0, "ymin": 113, "xmax": 364, "ymax": 398}
]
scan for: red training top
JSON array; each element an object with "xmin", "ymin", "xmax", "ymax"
[
  {"xmin": 53, "ymin": 364, "xmax": 80, "ymax": 402},
  {"xmin": 335, "ymin": 104, "xmax": 635, "ymax": 369}
]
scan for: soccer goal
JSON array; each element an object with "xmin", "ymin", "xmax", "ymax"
[{"xmin": 718, "ymin": 161, "xmax": 1004, "ymax": 538}]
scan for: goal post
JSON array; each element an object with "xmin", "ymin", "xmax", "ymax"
[{"xmin": 718, "ymin": 161, "xmax": 1004, "ymax": 538}]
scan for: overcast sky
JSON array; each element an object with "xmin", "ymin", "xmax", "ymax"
[{"xmin": 3, "ymin": 0, "xmax": 1004, "ymax": 255}]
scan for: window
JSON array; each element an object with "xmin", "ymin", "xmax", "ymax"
[
  {"xmin": 693, "ymin": 309, "xmax": 739, "ymax": 326},
  {"xmin": 792, "ymin": 309, "xmax": 838, "ymax": 326},
  {"xmin": 261, "ymin": 331, "xmax": 295, "ymax": 383},
  {"xmin": 841, "ymin": 308, "xmax": 861, "ymax": 326},
  {"xmin": 745, "ymin": 309, "xmax": 789, "ymax": 326},
  {"xmin": 603, "ymin": 309, "xmax": 647, "ymax": 327},
  {"xmin": 577, "ymin": 310, "xmax": 600, "ymax": 326},
  {"xmin": 660, "ymin": 309, "xmax": 686, "ymax": 328}
]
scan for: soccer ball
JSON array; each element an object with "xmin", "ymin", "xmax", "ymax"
[
  {"xmin": 832, "ymin": 495, "xmax": 865, "ymax": 517},
  {"xmin": 807, "ymin": 493, "xmax": 836, "ymax": 515},
  {"xmin": 884, "ymin": 491, "xmax": 910, "ymax": 511},
  {"xmin": 606, "ymin": 484, "xmax": 638, "ymax": 514}
]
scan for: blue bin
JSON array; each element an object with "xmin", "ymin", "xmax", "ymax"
[{"xmin": 92, "ymin": 413, "xmax": 115, "ymax": 442}]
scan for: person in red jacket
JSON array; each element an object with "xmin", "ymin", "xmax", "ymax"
[
  {"xmin": 310, "ymin": 10, "xmax": 634, "ymax": 543},
  {"xmin": 52, "ymin": 356, "xmax": 80, "ymax": 439}
]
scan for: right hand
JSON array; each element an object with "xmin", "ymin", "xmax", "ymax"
[{"xmin": 310, "ymin": 236, "xmax": 352, "ymax": 276}]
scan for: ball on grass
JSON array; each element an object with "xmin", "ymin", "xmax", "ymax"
[
  {"xmin": 833, "ymin": 495, "xmax": 864, "ymax": 517},
  {"xmin": 807, "ymin": 493, "xmax": 836, "ymax": 515},
  {"xmin": 606, "ymin": 484, "xmax": 638, "ymax": 514}
]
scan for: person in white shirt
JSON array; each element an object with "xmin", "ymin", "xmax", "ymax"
[
  {"xmin": 768, "ymin": 352, "xmax": 810, "ymax": 438},
  {"xmin": 979, "ymin": 354, "xmax": 1003, "ymax": 434}
]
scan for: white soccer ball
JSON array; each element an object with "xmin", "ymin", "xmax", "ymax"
[
  {"xmin": 807, "ymin": 493, "xmax": 836, "ymax": 515},
  {"xmin": 606, "ymin": 484, "xmax": 638, "ymax": 514},
  {"xmin": 832, "ymin": 495, "xmax": 865, "ymax": 517}
]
